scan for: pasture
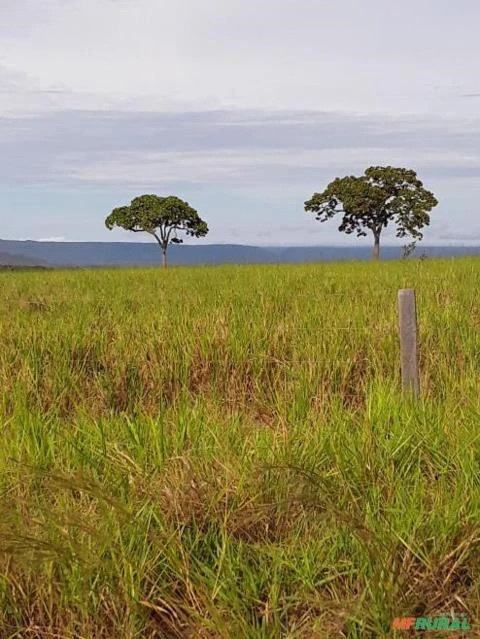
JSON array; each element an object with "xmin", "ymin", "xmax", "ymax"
[{"xmin": 0, "ymin": 259, "xmax": 479, "ymax": 637}]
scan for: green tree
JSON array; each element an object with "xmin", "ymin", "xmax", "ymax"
[
  {"xmin": 105, "ymin": 194, "xmax": 208, "ymax": 267},
  {"xmin": 304, "ymin": 166, "xmax": 438, "ymax": 259}
]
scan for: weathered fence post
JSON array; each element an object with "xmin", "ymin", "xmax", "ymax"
[{"xmin": 397, "ymin": 288, "xmax": 420, "ymax": 398}]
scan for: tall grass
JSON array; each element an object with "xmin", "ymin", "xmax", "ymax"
[{"xmin": 0, "ymin": 258, "xmax": 479, "ymax": 637}]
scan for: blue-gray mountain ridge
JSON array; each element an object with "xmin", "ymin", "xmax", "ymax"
[{"xmin": 1, "ymin": 239, "xmax": 480, "ymax": 267}]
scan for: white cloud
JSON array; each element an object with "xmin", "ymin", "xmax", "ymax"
[
  {"xmin": 0, "ymin": 0, "xmax": 479, "ymax": 115},
  {"xmin": 18, "ymin": 236, "xmax": 67, "ymax": 242}
]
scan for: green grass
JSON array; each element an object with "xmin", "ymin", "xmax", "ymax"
[{"xmin": 0, "ymin": 258, "xmax": 479, "ymax": 638}]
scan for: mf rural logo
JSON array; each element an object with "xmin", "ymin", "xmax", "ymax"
[{"xmin": 392, "ymin": 614, "xmax": 471, "ymax": 633}]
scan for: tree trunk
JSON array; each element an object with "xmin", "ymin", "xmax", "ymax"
[
  {"xmin": 161, "ymin": 247, "xmax": 167, "ymax": 268},
  {"xmin": 372, "ymin": 233, "xmax": 380, "ymax": 260}
]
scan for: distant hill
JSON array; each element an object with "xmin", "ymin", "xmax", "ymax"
[
  {"xmin": 0, "ymin": 241, "xmax": 277, "ymax": 267},
  {"xmin": 0, "ymin": 250, "xmax": 50, "ymax": 267},
  {"xmin": 2, "ymin": 239, "xmax": 480, "ymax": 267}
]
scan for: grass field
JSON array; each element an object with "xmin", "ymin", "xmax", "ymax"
[{"xmin": 1, "ymin": 258, "xmax": 479, "ymax": 638}]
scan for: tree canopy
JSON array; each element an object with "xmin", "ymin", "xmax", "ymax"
[
  {"xmin": 304, "ymin": 166, "xmax": 438, "ymax": 259},
  {"xmin": 105, "ymin": 194, "xmax": 208, "ymax": 266}
]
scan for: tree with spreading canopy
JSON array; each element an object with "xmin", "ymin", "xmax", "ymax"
[
  {"xmin": 105, "ymin": 194, "xmax": 209, "ymax": 267},
  {"xmin": 304, "ymin": 166, "xmax": 438, "ymax": 259}
]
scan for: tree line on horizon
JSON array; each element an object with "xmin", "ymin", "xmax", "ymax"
[{"xmin": 105, "ymin": 165, "xmax": 438, "ymax": 267}]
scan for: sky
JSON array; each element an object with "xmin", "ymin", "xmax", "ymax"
[{"xmin": 1, "ymin": 0, "xmax": 479, "ymax": 246}]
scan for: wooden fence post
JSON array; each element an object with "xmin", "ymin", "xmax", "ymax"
[{"xmin": 397, "ymin": 288, "xmax": 420, "ymax": 398}]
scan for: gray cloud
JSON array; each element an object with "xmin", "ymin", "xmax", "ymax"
[
  {"xmin": 1, "ymin": 0, "xmax": 479, "ymax": 244},
  {"xmin": 1, "ymin": 109, "xmax": 479, "ymax": 188}
]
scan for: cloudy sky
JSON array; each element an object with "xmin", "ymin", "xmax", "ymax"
[{"xmin": 1, "ymin": 0, "xmax": 479, "ymax": 246}]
